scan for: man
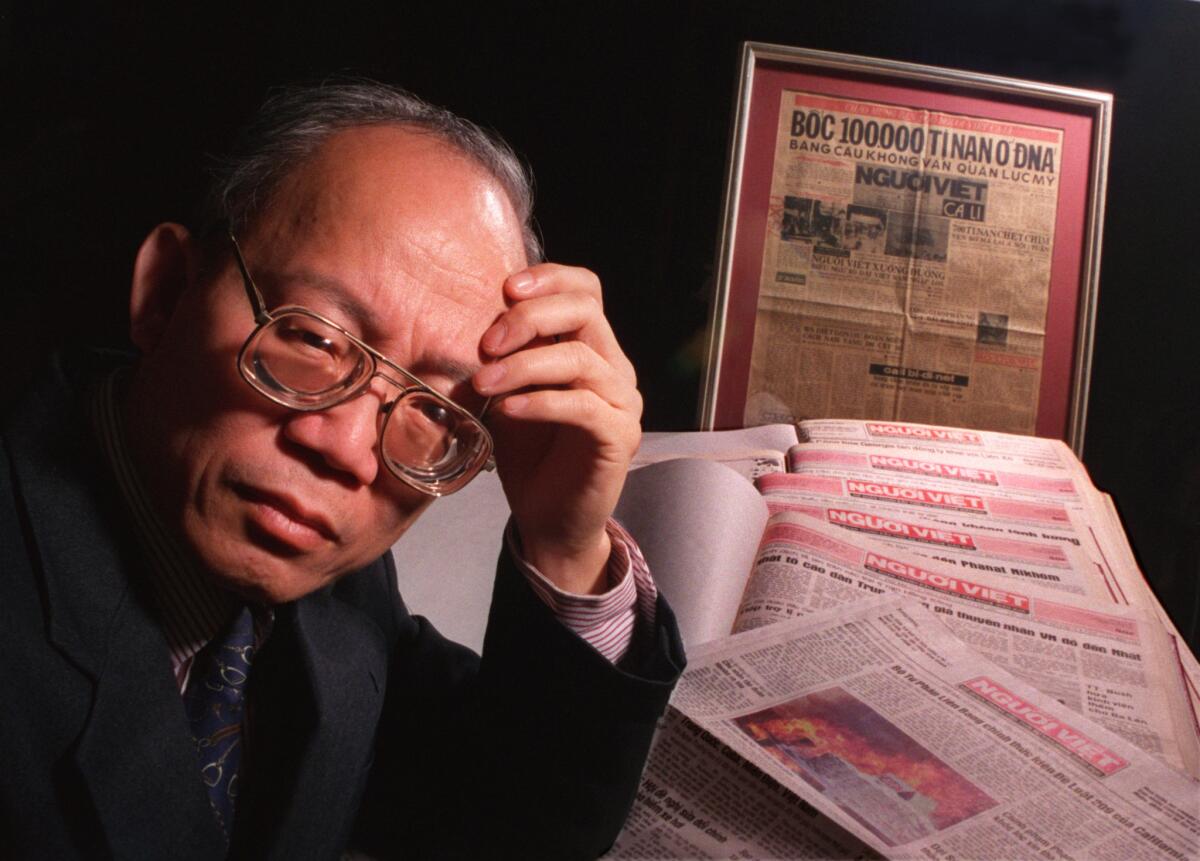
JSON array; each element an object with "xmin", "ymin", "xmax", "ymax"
[{"xmin": 0, "ymin": 82, "xmax": 683, "ymax": 859}]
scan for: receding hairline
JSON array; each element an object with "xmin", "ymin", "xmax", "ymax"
[
  {"xmin": 198, "ymin": 80, "xmax": 542, "ymax": 263},
  {"xmin": 260, "ymin": 122, "xmax": 509, "ymax": 212}
]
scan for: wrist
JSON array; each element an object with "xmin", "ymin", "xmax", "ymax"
[{"xmin": 521, "ymin": 529, "xmax": 613, "ymax": 596}]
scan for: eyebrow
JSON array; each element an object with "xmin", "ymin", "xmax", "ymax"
[{"xmin": 409, "ymin": 356, "xmax": 480, "ymax": 387}]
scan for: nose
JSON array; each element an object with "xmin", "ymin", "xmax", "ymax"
[{"xmin": 281, "ymin": 393, "xmax": 381, "ymax": 486}]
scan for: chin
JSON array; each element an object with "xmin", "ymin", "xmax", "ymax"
[
  {"xmin": 183, "ymin": 503, "xmax": 412, "ymax": 606},
  {"xmin": 188, "ymin": 530, "xmax": 345, "ymax": 606},
  {"xmin": 210, "ymin": 557, "xmax": 340, "ymax": 605}
]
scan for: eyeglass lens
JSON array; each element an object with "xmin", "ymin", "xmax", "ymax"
[
  {"xmin": 251, "ymin": 314, "xmax": 372, "ymax": 405},
  {"xmin": 382, "ymin": 397, "xmax": 486, "ymax": 473}
]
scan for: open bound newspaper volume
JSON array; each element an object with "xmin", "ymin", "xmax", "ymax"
[
  {"xmin": 388, "ymin": 418, "xmax": 1198, "ymax": 857},
  {"xmin": 606, "ymin": 418, "xmax": 1199, "ymax": 859}
]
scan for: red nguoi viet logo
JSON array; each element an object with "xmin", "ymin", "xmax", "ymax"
[{"xmin": 866, "ymin": 423, "xmax": 983, "ymax": 445}]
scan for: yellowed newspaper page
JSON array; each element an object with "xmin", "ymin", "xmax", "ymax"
[{"xmin": 745, "ymin": 93, "xmax": 1063, "ymax": 433}]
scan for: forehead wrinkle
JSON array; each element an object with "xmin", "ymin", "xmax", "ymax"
[
  {"xmin": 267, "ymin": 258, "xmax": 489, "ymax": 348},
  {"xmin": 380, "ymin": 217, "xmax": 514, "ymax": 311}
]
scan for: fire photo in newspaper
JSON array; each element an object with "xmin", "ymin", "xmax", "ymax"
[{"xmin": 734, "ymin": 687, "xmax": 999, "ymax": 847}]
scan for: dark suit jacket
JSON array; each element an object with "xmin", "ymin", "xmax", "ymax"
[{"xmin": 0, "ymin": 351, "xmax": 684, "ymax": 860}]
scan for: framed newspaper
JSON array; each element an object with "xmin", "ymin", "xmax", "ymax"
[{"xmin": 699, "ymin": 43, "xmax": 1112, "ymax": 456}]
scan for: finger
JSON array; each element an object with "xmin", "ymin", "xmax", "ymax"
[
  {"xmin": 481, "ymin": 293, "xmax": 637, "ymax": 387},
  {"xmin": 493, "ymin": 262, "xmax": 637, "ymax": 383},
  {"xmin": 473, "ymin": 341, "xmax": 641, "ymax": 413},
  {"xmin": 492, "ymin": 387, "xmax": 643, "ymax": 444},
  {"xmin": 505, "ymin": 263, "xmax": 603, "ymax": 308}
]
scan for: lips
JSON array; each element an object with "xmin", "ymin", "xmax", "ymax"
[{"xmin": 235, "ymin": 484, "xmax": 339, "ymax": 551}]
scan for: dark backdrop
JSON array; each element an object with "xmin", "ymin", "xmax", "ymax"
[{"xmin": 4, "ymin": 0, "xmax": 1198, "ymax": 648}]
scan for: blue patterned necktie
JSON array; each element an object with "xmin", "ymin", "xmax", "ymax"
[{"xmin": 183, "ymin": 606, "xmax": 257, "ymax": 841}]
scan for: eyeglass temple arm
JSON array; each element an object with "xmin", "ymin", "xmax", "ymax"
[
  {"xmin": 227, "ymin": 231, "xmax": 272, "ymax": 325},
  {"xmin": 478, "ymin": 396, "xmax": 497, "ymax": 472}
]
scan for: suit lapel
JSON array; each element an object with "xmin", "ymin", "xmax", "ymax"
[
  {"xmin": 233, "ymin": 591, "xmax": 388, "ymax": 860},
  {"xmin": 6, "ymin": 352, "xmax": 226, "ymax": 857},
  {"xmin": 71, "ymin": 591, "xmax": 230, "ymax": 859}
]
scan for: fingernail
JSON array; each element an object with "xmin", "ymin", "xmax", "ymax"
[
  {"xmin": 482, "ymin": 321, "xmax": 506, "ymax": 353},
  {"xmin": 509, "ymin": 272, "xmax": 536, "ymax": 295},
  {"xmin": 475, "ymin": 363, "xmax": 506, "ymax": 391},
  {"xmin": 502, "ymin": 394, "xmax": 528, "ymax": 414}
]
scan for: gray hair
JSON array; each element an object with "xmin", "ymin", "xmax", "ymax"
[{"xmin": 200, "ymin": 79, "xmax": 542, "ymax": 262}]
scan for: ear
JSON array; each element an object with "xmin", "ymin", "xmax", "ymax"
[{"xmin": 129, "ymin": 222, "xmax": 200, "ymax": 352}]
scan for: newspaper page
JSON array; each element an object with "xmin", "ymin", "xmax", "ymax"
[
  {"xmin": 787, "ymin": 439, "xmax": 1092, "ymax": 503},
  {"xmin": 783, "ymin": 440, "xmax": 1130, "ymax": 595},
  {"xmin": 1171, "ymin": 637, "xmax": 1200, "ymax": 754},
  {"xmin": 790, "ymin": 419, "xmax": 1166, "ymax": 612},
  {"xmin": 638, "ymin": 449, "xmax": 786, "ymax": 482},
  {"xmin": 743, "ymin": 92, "xmax": 1064, "ymax": 434},
  {"xmin": 614, "ymin": 457, "xmax": 771, "ymax": 648},
  {"xmin": 607, "ymin": 707, "xmax": 881, "ymax": 859},
  {"xmin": 635, "ymin": 425, "xmax": 800, "ymax": 481},
  {"xmin": 1093, "ymin": 490, "xmax": 1183, "ymax": 636},
  {"xmin": 734, "ymin": 514, "xmax": 1200, "ymax": 778},
  {"xmin": 795, "ymin": 419, "xmax": 1089, "ymax": 479},
  {"xmin": 756, "ymin": 471, "xmax": 1123, "ymax": 605},
  {"xmin": 637, "ymin": 425, "xmax": 800, "ymax": 459},
  {"xmin": 650, "ymin": 597, "xmax": 1200, "ymax": 859}
]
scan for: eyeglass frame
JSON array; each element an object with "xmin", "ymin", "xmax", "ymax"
[{"xmin": 226, "ymin": 230, "xmax": 496, "ymax": 497}]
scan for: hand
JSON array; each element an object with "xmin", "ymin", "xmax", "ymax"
[{"xmin": 472, "ymin": 264, "xmax": 642, "ymax": 595}]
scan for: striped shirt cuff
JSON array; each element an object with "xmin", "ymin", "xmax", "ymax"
[{"xmin": 507, "ymin": 519, "xmax": 658, "ymax": 664}]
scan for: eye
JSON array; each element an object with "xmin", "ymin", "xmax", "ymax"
[
  {"xmin": 281, "ymin": 323, "xmax": 334, "ymax": 352},
  {"xmin": 416, "ymin": 400, "xmax": 451, "ymax": 427}
]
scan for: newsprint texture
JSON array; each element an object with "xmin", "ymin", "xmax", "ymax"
[
  {"xmin": 609, "ymin": 598, "xmax": 1199, "ymax": 861},
  {"xmin": 746, "ymin": 91, "xmax": 1063, "ymax": 434}
]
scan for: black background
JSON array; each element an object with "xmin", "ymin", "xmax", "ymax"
[{"xmin": 3, "ymin": 1, "xmax": 1198, "ymax": 648}]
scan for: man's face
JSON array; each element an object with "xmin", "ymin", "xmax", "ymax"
[{"xmin": 126, "ymin": 126, "xmax": 525, "ymax": 603}]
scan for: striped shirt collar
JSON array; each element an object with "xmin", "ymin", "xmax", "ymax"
[{"xmin": 89, "ymin": 369, "xmax": 246, "ymax": 686}]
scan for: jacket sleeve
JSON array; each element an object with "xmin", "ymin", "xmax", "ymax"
[{"xmin": 351, "ymin": 547, "xmax": 685, "ymax": 860}]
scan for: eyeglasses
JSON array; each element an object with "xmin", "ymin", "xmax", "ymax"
[{"xmin": 228, "ymin": 232, "xmax": 494, "ymax": 497}]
